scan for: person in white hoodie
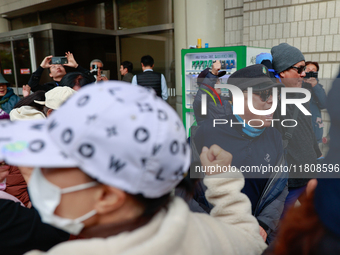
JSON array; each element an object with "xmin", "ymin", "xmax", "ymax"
[
  {"xmin": 9, "ymin": 87, "xmax": 76, "ymax": 121},
  {"xmin": 0, "ymin": 81, "xmax": 266, "ymax": 255},
  {"xmin": 9, "ymin": 90, "xmax": 47, "ymax": 121}
]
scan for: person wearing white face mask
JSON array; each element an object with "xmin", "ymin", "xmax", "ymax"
[
  {"xmin": 0, "ymin": 81, "xmax": 267, "ymax": 255},
  {"xmin": 28, "ymin": 168, "xmax": 98, "ymax": 235}
]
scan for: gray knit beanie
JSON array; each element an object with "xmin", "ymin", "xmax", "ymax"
[{"xmin": 271, "ymin": 43, "xmax": 305, "ymax": 73}]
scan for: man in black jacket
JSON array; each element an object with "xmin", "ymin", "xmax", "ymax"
[
  {"xmin": 131, "ymin": 55, "xmax": 168, "ymax": 100},
  {"xmin": 28, "ymin": 52, "xmax": 95, "ymax": 92},
  {"xmin": 193, "ymin": 64, "xmax": 288, "ymax": 244},
  {"xmin": 271, "ymin": 43, "xmax": 322, "ymax": 212}
]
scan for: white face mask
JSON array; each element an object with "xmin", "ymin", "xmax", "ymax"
[{"xmin": 28, "ymin": 167, "xmax": 98, "ymax": 235}]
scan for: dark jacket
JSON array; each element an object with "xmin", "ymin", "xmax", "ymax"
[
  {"xmin": 194, "ymin": 117, "xmax": 288, "ymax": 243},
  {"xmin": 0, "ymin": 199, "xmax": 70, "ymax": 255},
  {"xmin": 122, "ymin": 72, "xmax": 133, "ymax": 83},
  {"xmin": 193, "ymin": 72, "xmax": 232, "ymax": 125},
  {"xmin": 136, "ymin": 71, "xmax": 162, "ymax": 98},
  {"xmin": 274, "ymin": 93, "xmax": 322, "ymax": 188},
  {"xmin": 303, "ymin": 82, "xmax": 327, "ymax": 143},
  {"xmin": 323, "ymin": 72, "xmax": 340, "ymax": 175},
  {"xmin": 263, "ymin": 73, "xmax": 340, "ymax": 255},
  {"xmin": 28, "ymin": 66, "xmax": 95, "ymax": 92},
  {"xmin": 0, "ymin": 87, "xmax": 21, "ymax": 114}
]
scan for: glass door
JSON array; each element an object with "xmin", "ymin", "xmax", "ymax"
[
  {"xmin": 13, "ymin": 39, "xmax": 32, "ymax": 91},
  {"xmin": 0, "ymin": 42, "xmax": 15, "ymax": 88},
  {"xmin": 0, "ymin": 39, "xmax": 32, "ymax": 96}
]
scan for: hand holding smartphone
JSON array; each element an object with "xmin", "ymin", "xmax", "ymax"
[{"xmin": 51, "ymin": 57, "xmax": 68, "ymax": 65}]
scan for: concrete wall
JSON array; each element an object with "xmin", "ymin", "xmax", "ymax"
[{"xmin": 225, "ymin": 0, "xmax": 336, "ymax": 153}]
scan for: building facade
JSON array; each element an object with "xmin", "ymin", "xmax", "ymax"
[{"xmin": 0, "ymin": 0, "xmax": 175, "ymax": 105}]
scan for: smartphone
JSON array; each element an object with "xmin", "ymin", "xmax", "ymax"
[
  {"xmin": 221, "ymin": 60, "xmax": 226, "ymax": 69},
  {"xmin": 51, "ymin": 57, "xmax": 68, "ymax": 65},
  {"xmin": 305, "ymin": 72, "xmax": 318, "ymax": 79}
]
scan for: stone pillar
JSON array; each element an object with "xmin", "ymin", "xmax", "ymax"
[
  {"xmin": 0, "ymin": 18, "xmax": 9, "ymax": 33},
  {"xmin": 174, "ymin": 0, "xmax": 224, "ymax": 118}
]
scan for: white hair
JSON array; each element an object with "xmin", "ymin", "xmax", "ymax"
[{"xmin": 90, "ymin": 59, "xmax": 103, "ymax": 67}]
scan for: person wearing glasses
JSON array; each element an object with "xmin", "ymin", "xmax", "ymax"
[
  {"xmin": 302, "ymin": 61, "xmax": 327, "ymax": 145},
  {"xmin": 194, "ymin": 64, "xmax": 288, "ymax": 244},
  {"xmin": 28, "ymin": 52, "xmax": 95, "ymax": 93},
  {"xmin": 271, "ymin": 43, "xmax": 322, "ymax": 213}
]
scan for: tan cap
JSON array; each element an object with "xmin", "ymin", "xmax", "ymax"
[{"xmin": 34, "ymin": 86, "xmax": 76, "ymax": 110}]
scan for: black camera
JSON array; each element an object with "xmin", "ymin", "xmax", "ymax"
[
  {"xmin": 91, "ymin": 64, "xmax": 99, "ymax": 74},
  {"xmin": 51, "ymin": 57, "xmax": 68, "ymax": 65},
  {"xmin": 304, "ymin": 72, "xmax": 318, "ymax": 79}
]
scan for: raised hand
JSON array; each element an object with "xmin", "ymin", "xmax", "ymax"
[
  {"xmin": 97, "ymin": 75, "xmax": 109, "ymax": 82},
  {"xmin": 22, "ymin": 85, "xmax": 31, "ymax": 97},
  {"xmin": 63, "ymin": 51, "xmax": 78, "ymax": 68},
  {"xmin": 40, "ymin": 55, "xmax": 53, "ymax": 69},
  {"xmin": 200, "ymin": 144, "xmax": 233, "ymax": 175}
]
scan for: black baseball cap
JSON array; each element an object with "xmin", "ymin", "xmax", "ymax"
[{"xmin": 227, "ymin": 64, "xmax": 283, "ymax": 91}]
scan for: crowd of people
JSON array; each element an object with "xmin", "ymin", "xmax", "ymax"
[{"xmin": 0, "ymin": 43, "xmax": 338, "ymax": 255}]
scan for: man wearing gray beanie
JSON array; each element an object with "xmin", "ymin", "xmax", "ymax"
[
  {"xmin": 271, "ymin": 43, "xmax": 306, "ymax": 88},
  {"xmin": 271, "ymin": 43, "xmax": 322, "ymax": 215}
]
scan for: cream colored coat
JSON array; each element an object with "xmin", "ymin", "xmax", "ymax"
[
  {"xmin": 10, "ymin": 106, "xmax": 46, "ymax": 121},
  {"xmin": 26, "ymin": 172, "xmax": 267, "ymax": 255}
]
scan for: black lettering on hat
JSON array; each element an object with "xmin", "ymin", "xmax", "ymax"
[
  {"xmin": 61, "ymin": 129, "xmax": 73, "ymax": 144},
  {"xmin": 48, "ymin": 119, "xmax": 58, "ymax": 132},
  {"xmin": 170, "ymin": 141, "xmax": 179, "ymax": 154},
  {"xmin": 152, "ymin": 144, "xmax": 162, "ymax": 155},
  {"xmin": 156, "ymin": 168, "xmax": 165, "ymax": 181},
  {"xmin": 77, "ymin": 95, "xmax": 90, "ymax": 107},
  {"xmin": 60, "ymin": 151, "xmax": 69, "ymax": 158},
  {"xmin": 29, "ymin": 140, "xmax": 45, "ymax": 153},
  {"xmin": 109, "ymin": 155, "xmax": 126, "ymax": 173},
  {"xmin": 134, "ymin": 128, "xmax": 149, "ymax": 143},
  {"xmin": 107, "ymin": 127, "xmax": 117, "ymax": 137},
  {"xmin": 182, "ymin": 142, "xmax": 187, "ymax": 155},
  {"xmin": 108, "ymin": 88, "xmax": 121, "ymax": 95},
  {"xmin": 141, "ymin": 158, "xmax": 147, "ymax": 167},
  {"xmin": 158, "ymin": 109, "xmax": 168, "ymax": 121},
  {"xmin": 174, "ymin": 165, "xmax": 184, "ymax": 180},
  {"xmin": 137, "ymin": 102, "xmax": 153, "ymax": 112},
  {"xmin": 87, "ymin": 115, "xmax": 97, "ymax": 124},
  {"xmin": 78, "ymin": 143, "xmax": 95, "ymax": 158},
  {"xmin": 30, "ymin": 124, "xmax": 44, "ymax": 130}
]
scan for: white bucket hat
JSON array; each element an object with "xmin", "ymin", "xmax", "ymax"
[
  {"xmin": 0, "ymin": 81, "xmax": 190, "ymax": 198},
  {"xmin": 34, "ymin": 86, "xmax": 76, "ymax": 110}
]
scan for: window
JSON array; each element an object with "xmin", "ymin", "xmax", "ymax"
[
  {"xmin": 117, "ymin": 0, "xmax": 172, "ymax": 29},
  {"xmin": 40, "ymin": 1, "xmax": 114, "ymax": 29}
]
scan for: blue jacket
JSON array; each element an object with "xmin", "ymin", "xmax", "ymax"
[
  {"xmin": 0, "ymin": 87, "xmax": 20, "ymax": 114},
  {"xmin": 194, "ymin": 116, "xmax": 288, "ymax": 243},
  {"xmin": 303, "ymin": 82, "xmax": 327, "ymax": 143}
]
